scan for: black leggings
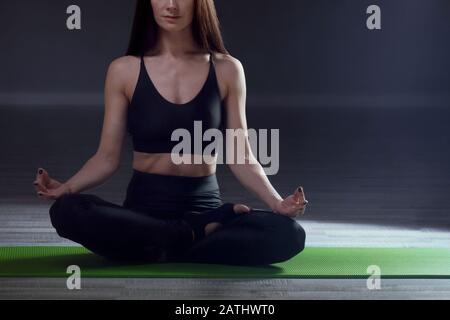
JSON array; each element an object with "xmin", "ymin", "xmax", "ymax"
[{"xmin": 49, "ymin": 169, "xmax": 306, "ymax": 266}]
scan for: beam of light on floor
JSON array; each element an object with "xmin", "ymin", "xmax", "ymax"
[
  {"xmin": 1, "ymin": 204, "xmax": 450, "ymax": 249},
  {"xmin": 299, "ymin": 220, "xmax": 450, "ymax": 248}
]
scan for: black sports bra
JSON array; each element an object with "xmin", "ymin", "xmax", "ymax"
[{"xmin": 127, "ymin": 52, "xmax": 225, "ymax": 155}]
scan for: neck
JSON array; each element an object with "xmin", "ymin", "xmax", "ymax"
[{"xmin": 154, "ymin": 27, "xmax": 201, "ymax": 58}]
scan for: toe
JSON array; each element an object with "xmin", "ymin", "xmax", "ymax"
[{"xmin": 234, "ymin": 204, "xmax": 251, "ymax": 214}]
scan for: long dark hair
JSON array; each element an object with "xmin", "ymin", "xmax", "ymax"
[{"xmin": 126, "ymin": 0, "xmax": 229, "ymax": 56}]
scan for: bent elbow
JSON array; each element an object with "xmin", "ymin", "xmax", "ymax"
[{"xmin": 94, "ymin": 152, "xmax": 121, "ymax": 172}]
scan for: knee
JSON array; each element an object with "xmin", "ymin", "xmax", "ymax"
[
  {"xmin": 49, "ymin": 193, "xmax": 90, "ymax": 237},
  {"xmin": 290, "ymin": 222, "xmax": 306, "ymax": 254},
  {"xmin": 245, "ymin": 212, "xmax": 306, "ymax": 255},
  {"xmin": 273, "ymin": 217, "xmax": 306, "ymax": 260}
]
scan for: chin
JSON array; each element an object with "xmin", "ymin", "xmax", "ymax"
[{"xmin": 163, "ymin": 25, "xmax": 183, "ymax": 32}]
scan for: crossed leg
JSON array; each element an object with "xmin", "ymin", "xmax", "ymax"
[
  {"xmin": 49, "ymin": 193, "xmax": 306, "ymax": 265},
  {"xmin": 49, "ymin": 193, "xmax": 194, "ymax": 262},
  {"xmin": 179, "ymin": 209, "xmax": 306, "ymax": 266}
]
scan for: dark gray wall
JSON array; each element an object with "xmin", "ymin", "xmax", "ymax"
[{"xmin": 0, "ymin": 0, "xmax": 449, "ymax": 106}]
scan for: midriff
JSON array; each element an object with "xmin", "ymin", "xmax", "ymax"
[{"xmin": 132, "ymin": 151, "xmax": 218, "ymax": 177}]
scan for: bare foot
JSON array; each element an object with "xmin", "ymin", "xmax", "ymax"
[{"xmin": 204, "ymin": 204, "xmax": 251, "ymax": 236}]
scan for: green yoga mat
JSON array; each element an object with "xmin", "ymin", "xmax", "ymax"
[{"xmin": 0, "ymin": 246, "xmax": 449, "ymax": 279}]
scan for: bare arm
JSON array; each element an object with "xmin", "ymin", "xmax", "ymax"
[
  {"xmin": 219, "ymin": 56, "xmax": 283, "ymax": 211},
  {"xmin": 219, "ymin": 55, "xmax": 308, "ymax": 217},
  {"xmin": 63, "ymin": 57, "xmax": 131, "ymax": 194}
]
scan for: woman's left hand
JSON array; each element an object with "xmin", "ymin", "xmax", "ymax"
[{"xmin": 272, "ymin": 186, "xmax": 309, "ymax": 218}]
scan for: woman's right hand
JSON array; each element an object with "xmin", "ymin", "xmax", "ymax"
[{"xmin": 33, "ymin": 167, "xmax": 71, "ymax": 200}]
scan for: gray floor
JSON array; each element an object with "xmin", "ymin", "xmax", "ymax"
[
  {"xmin": 1, "ymin": 278, "xmax": 450, "ymax": 300},
  {"xmin": 0, "ymin": 104, "xmax": 449, "ymax": 299}
]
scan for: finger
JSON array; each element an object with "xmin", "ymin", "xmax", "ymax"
[
  {"xmin": 286, "ymin": 196, "xmax": 299, "ymax": 206},
  {"xmin": 37, "ymin": 191, "xmax": 47, "ymax": 199},
  {"xmin": 294, "ymin": 205, "xmax": 306, "ymax": 215},
  {"xmin": 293, "ymin": 186, "xmax": 304, "ymax": 202},
  {"xmin": 33, "ymin": 179, "xmax": 49, "ymax": 192},
  {"xmin": 291, "ymin": 202, "xmax": 307, "ymax": 209},
  {"xmin": 40, "ymin": 168, "xmax": 50, "ymax": 185},
  {"xmin": 34, "ymin": 185, "xmax": 45, "ymax": 194},
  {"xmin": 47, "ymin": 179, "xmax": 61, "ymax": 189},
  {"xmin": 292, "ymin": 192, "xmax": 300, "ymax": 203},
  {"xmin": 298, "ymin": 186, "xmax": 307, "ymax": 200},
  {"xmin": 295, "ymin": 200, "xmax": 308, "ymax": 206},
  {"xmin": 33, "ymin": 181, "xmax": 49, "ymax": 193},
  {"xmin": 37, "ymin": 190, "xmax": 54, "ymax": 200},
  {"xmin": 36, "ymin": 168, "xmax": 46, "ymax": 185}
]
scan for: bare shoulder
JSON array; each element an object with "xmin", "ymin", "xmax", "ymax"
[
  {"xmin": 105, "ymin": 56, "xmax": 141, "ymax": 103},
  {"xmin": 211, "ymin": 53, "xmax": 246, "ymax": 100},
  {"xmin": 212, "ymin": 52, "xmax": 245, "ymax": 81},
  {"xmin": 106, "ymin": 55, "xmax": 140, "ymax": 83}
]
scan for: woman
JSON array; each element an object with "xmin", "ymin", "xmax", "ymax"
[{"xmin": 32, "ymin": 0, "xmax": 309, "ymax": 265}]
